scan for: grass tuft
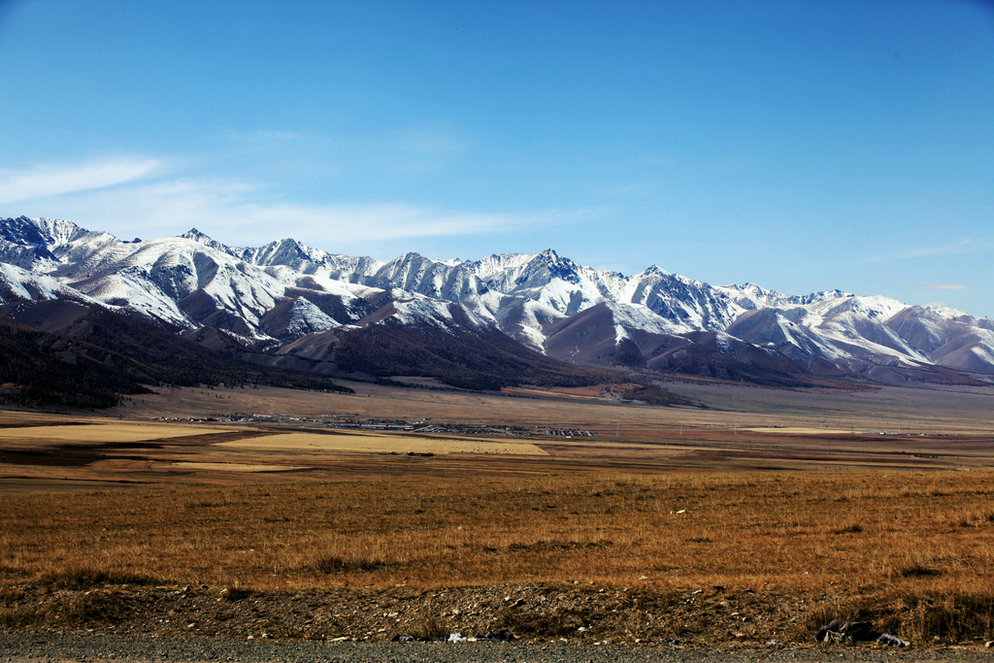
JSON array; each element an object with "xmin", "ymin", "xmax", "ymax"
[
  {"xmin": 896, "ymin": 563, "xmax": 942, "ymax": 578},
  {"xmin": 833, "ymin": 522, "xmax": 863, "ymax": 534},
  {"xmin": 315, "ymin": 555, "xmax": 391, "ymax": 574},
  {"xmin": 0, "ymin": 589, "xmax": 130, "ymax": 629},
  {"xmin": 898, "ymin": 591, "xmax": 994, "ymax": 643},
  {"xmin": 404, "ymin": 608, "xmax": 451, "ymax": 640},
  {"xmin": 497, "ymin": 606, "xmax": 580, "ymax": 638},
  {"xmin": 35, "ymin": 566, "xmax": 161, "ymax": 589},
  {"xmin": 0, "ymin": 564, "xmax": 29, "ymax": 580},
  {"xmin": 0, "ymin": 606, "xmax": 46, "ymax": 629}
]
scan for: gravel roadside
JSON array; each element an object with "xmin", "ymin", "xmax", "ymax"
[
  {"xmin": 1, "ymin": 632, "xmax": 992, "ymax": 663},
  {"xmin": 4, "ymin": 582, "xmax": 993, "ymax": 662}
]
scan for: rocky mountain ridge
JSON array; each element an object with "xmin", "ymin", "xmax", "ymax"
[{"xmin": 2, "ymin": 215, "xmax": 992, "ymax": 388}]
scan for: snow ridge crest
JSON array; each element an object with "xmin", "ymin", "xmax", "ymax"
[{"xmin": 1, "ymin": 215, "xmax": 992, "ymax": 380}]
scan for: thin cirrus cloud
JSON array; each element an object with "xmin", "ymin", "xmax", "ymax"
[
  {"xmin": 919, "ymin": 283, "xmax": 969, "ymax": 291},
  {"xmin": 216, "ymin": 127, "xmax": 470, "ymax": 177},
  {"xmin": 863, "ymin": 239, "xmax": 990, "ymax": 263},
  {"xmin": 215, "ymin": 201, "xmax": 548, "ymax": 247},
  {"xmin": 19, "ymin": 163, "xmax": 572, "ymax": 249},
  {"xmin": 0, "ymin": 158, "xmax": 162, "ymax": 205},
  {"xmin": 389, "ymin": 128, "xmax": 473, "ymax": 176},
  {"xmin": 398, "ymin": 129, "xmax": 471, "ymax": 158}
]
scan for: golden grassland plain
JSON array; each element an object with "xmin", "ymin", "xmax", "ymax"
[
  {"xmin": 0, "ymin": 422, "xmax": 237, "ymax": 444},
  {"xmin": 1, "ymin": 378, "xmax": 993, "ymax": 644},
  {"xmin": 2, "ymin": 470, "xmax": 994, "ymax": 644}
]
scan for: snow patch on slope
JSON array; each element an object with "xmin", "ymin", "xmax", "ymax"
[
  {"xmin": 285, "ymin": 297, "xmax": 341, "ymax": 338},
  {"xmin": 0, "ymin": 262, "xmax": 90, "ymax": 303}
]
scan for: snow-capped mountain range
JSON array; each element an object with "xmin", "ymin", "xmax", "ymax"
[{"xmin": 2, "ymin": 215, "xmax": 993, "ymax": 387}]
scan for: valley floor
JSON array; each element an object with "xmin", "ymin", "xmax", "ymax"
[{"xmin": 2, "ymin": 380, "xmax": 993, "ymax": 656}]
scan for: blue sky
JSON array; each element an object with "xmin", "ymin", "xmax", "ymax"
[{"xmin": 1, "ymin": 0, "xmax": 992, "ymax": 317}]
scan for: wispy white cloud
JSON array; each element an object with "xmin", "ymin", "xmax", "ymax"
[
  {"xmin": 19, "ymin": 169, "xmax": 575, "ymax": 249},
  {"xmin": 213, "ymin": 126, "xmax": 471, "ymax": 179},
  {"xmin": 390, "ymin": 128, "xmax": 472, "ymax": 176},
  {"xmin": 0, "ymin": 158, "xmax": 162, "ymax": 204},
  {"xmin": 596, "ymin": 181, "xmax": 658, "ymax": 198},
  {"xmin": 225, "ymin": 128, "xmax": 313, "ymax": 143},
  {"xmin": 919, "ymin": 283, "xmax": 969, "ymax": 291},
  {"xmin": 895, "ymin": 239, "xmax": 989, "ymax": 259},
  {"xmin": 218, "ymin": 200, "xmax": 543, "ymax": 246},
  {"xmin": 863, "ymin": 238, "xmax": 992, "ymax": 263},
  {"xmin": 398, "ymin": 129, "xmax": 470, "ymax": 155},
  {"xmin": 219, "ymin": 128, "xmax": 329, "ymax": 155}
]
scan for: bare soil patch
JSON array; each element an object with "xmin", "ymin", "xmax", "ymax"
[{"xmin": 0, "ymin": 580, "xmax": 867, "ymax": 647}]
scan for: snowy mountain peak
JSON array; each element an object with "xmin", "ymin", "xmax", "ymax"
[
  {"xmin": 181, "ymin": 228, "xmax": 212, "ymax": 242},
  {"xmin": 640, "ymin": 264, "xmax": 671, "ymax": 277},
  {"xmin": 0, "ymin": 216, "xmax": 63, "ymax": 269},
  {"xmin": 178, "ymin": 228, "xmax": 234, "ymax": 255},
  {"xmin": 2, "ymin": 215, "xmax": 993, "ymax": 383},
  {"xmin": 0, "ymin": 216, "xmax": 49, "ymax": 246},
  {"xmin": 532, "ymin": 249, "xmax": 580, "ymax": 284}
]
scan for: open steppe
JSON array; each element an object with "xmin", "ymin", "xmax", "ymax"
[
  {"xmin": 4, "ymin": 377, "xmax": 991, "ymax": 489},
  {"xmin": 1, "ymin": 378, "xmax": 993, "ymax": 656}
]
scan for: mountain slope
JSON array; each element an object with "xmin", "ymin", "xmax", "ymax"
[
  {"xmin": 0, "ymin": 299, "xmax": 354, "ymax": 409},
  {"xmin": 0, "ymin": 314, "xmax": 154, "ymax": 409}
]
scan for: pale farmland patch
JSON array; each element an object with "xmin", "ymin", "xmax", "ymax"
[
  {"xmin": 217, "ymin": 431, "xmax": 549, "ymax": 456},
  {"xmin": 0, "ymin": 422, "xmax": 234, "ymax": 445}
]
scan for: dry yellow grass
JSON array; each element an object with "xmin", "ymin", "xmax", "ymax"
[
  {"xmin": 0, "ymin": 421, "xmax": 234, "ymax": 445},
  {"xmin": 0, "ymin": 472, "xmax": 994, "ymax": 593},
  {"xmin": 2, "ymin": 470, "xmax": 993, "ymax": 640},
  {"xmin": 2, "ymin": 378, "xmax": 993, "ymax": 643},
  {"xmin": 219, "ymin": 430, "xmax": 549, "ymax": 455}
]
